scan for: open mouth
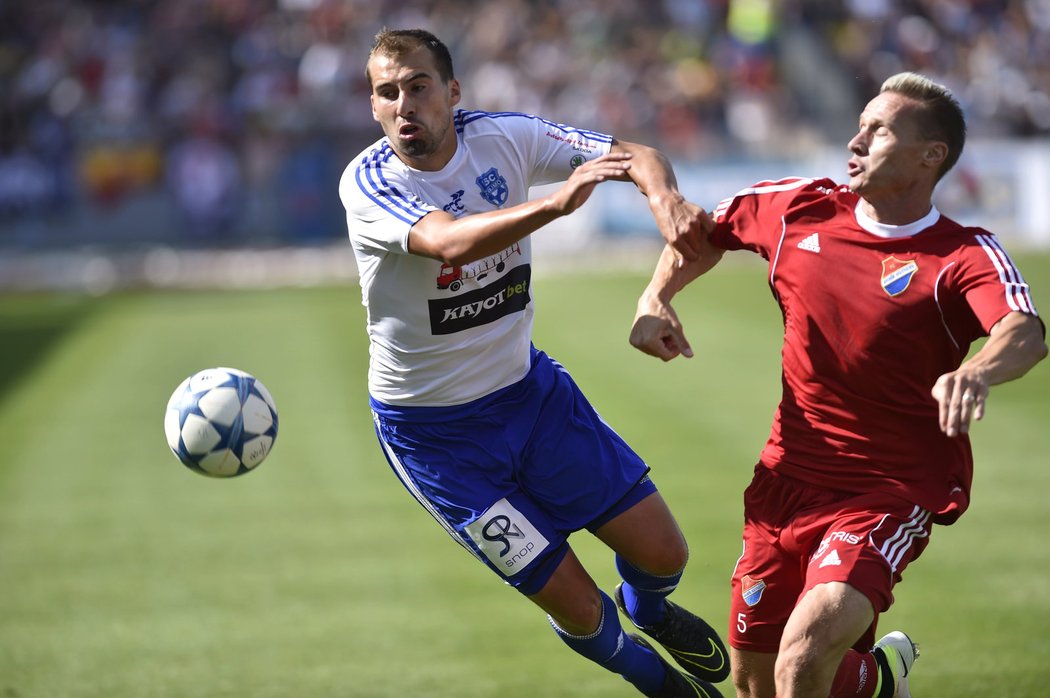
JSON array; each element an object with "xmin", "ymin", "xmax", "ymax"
[{"xmin": 399, "ymin": 123, "xmax": 421, "ymax": 138}]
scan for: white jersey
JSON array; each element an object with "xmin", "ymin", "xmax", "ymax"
[{"xmin": 339, "ymin": 109, "xmax": 613, "ymax": 406}]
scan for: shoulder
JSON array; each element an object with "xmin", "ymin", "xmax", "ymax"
[
  {"xmin": 456, "ymin": 109, "xmax": 613, "ymax": 148},
  {"xmin": 924, "ymin": 214, "xmax": 1002, "ymax": 254},
  {"xmin": 455, "ymin": 109, "xmax": 529, "ymax": 136},
  {"xmin": 714, "ymin": 176, "xmax": 845, "ymax": 219},
  {"xmin": 723, "ymin": 176, "xmax": 842, "ymax": 204},
  {"xmin": 339, "ymin": 139, "xmax": 406, "ymax": 201}
]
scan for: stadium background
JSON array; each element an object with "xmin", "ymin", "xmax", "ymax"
[{"xmin": 1, "ymin": 0, "xmax": 1049, "ymax": 292}]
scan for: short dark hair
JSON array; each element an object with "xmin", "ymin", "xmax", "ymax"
[
  {"xmin": 366, "ymin": 28, "xmax": 454, "ymax": 87},
  {"xmin": 880, "ymin": 72, "xmax": 967, "ymax": 180}
]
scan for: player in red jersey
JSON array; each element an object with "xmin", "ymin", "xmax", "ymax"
[{"xmin": 630, "ymin": 72, "xmax": 1047, "ymax": 698}]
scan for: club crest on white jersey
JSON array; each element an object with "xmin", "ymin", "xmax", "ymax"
[{"xmin": 476, "ymin": 167, "xmax": 509, "ymax": 206}]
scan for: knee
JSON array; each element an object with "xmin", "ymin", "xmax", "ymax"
[
  {"xmin": 732, "ymin": 670, "xmax": 770, "ymax": 698},
  {"xmin": 548, "ymin": 589, "xmax": 605, "ymax": 637},
  {"xmin": 661, "ymin": 534, "xmax": 690, "ymax": 574},
  {"xmin": 774, "ymin": 635, "xmax": 833, "ymax": 697},
  {"xmin": 730, "ymin": 650, "xmax": 777, "ymax": 698},
  {"xmin": 773, "ymin": 640, "xmax": 806, "ymax": 689},
  {"xmin": 638, "ymin": 532, "xmax": 689, "ymax": 576}
]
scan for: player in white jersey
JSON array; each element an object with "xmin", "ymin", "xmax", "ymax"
[{"xmin": 338, "ymin": 29, "xmax": 728, "ymax": 697}]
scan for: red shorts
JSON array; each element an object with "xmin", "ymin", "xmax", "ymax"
[{"xmin": 729, "ymin": 466, "xmax": 933, "ymax": 653}]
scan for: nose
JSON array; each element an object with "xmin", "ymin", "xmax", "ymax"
[
  {"xmin": 396, "ymin": 91, "xmax": 415, "ymax": 117},
  {"xmin": 847, "ymin": 131, "xmax": 866, "ymax": 154}
]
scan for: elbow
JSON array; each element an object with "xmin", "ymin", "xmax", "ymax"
[
  {"xmin": 1035, "ymin": 338, "xmax": 1049, "ymax": 364},
  {"xmin": 1031, "ymin": 316, "xmax": 1049, "ymax": 364},
  {"xmin": 437, "ymin": 244, "xmax": 478, "ymax": 268},
  {"xmin": 409, "ymin": 231, "xmax": 474, "ymax": 267}
]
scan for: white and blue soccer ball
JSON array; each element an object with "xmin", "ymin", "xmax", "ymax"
[{"xmin": 164, "ymin": 367, "xmax": 279, "ymax": 478}]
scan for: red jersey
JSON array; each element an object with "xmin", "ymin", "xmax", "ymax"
[{"xmin": 710, "ymin": 177, "xmax": 1039, "ymax": 523}]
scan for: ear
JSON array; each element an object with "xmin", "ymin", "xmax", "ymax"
[
  {"xmin": 370, "ymin": 93, "xmax": 379, "ymax": 122},
  {"xmin": 923, "ymin": 142, "xmax": 948, "ymax": 169},
  {"xmin": 449, "ymin": 78, "xmax": 462, "ymax": 107}
]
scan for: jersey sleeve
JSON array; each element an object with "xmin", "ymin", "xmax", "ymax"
[
  {"xmin": 338, "ymin": 144, "xmax": 438, "ymax": 254},
  {"xmin": 490, "ymin": 112, "xmax": 614, "ymax": 186},
  {"xmin": 951, "ymin": 231, "xmax": 1040, "ymax": 333},
  {"xmin": 709, "ymin": 177, "xmax": 831, "ymax": 258}
]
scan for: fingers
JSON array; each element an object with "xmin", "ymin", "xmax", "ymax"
[
  {"xmin": 569, "ymin": 153, "xmax": 632, "ymax": 186},
  {"xmin": 932, "ymin": 375, "xmax": 987, "ymax": 437},
  {"xmin": 629, "ymin": 315, "xmax": 692, "ymax": 361},
  {"xmin": 582, "ymin": 151, "xmax": 632, "ymax": 176}
]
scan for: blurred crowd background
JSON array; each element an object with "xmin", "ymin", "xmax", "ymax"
[{"xmin": 1, "ymin": 0, "xmax": 1049, "ymax": 250}]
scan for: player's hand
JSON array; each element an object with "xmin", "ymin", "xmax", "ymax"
[
  {"xmin": 931, "ymin": 369, "xmax": 989, "ymax": 437},
  {"xmin": 547, "ymin": 152, "xmax": 633, "ymax": 216},
  {"xmin": 630, "ymin": 293, "xmax": 693, "ymax": 361}
]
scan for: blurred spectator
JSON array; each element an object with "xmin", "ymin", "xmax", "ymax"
[
  {"xmin": 0, "ymin": 146, "xmax": 53, "ymax": 220},
  {"xmin": 278, "ymin": 130, "xmax": 342, "ymax": 243},
  {"xmin": 0, "ymin": 0, "xmax": 1047, "ymax": 247},
  {"xmin": 166, "ymin": 117, "xmax": 243, "ymax": 241}
]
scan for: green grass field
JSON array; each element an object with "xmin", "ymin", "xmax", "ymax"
[{"xmin": 1, "ymin": 253, "xmax": 1048, "ymax": 697}]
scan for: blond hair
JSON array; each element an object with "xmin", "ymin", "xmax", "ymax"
[{"xmin": 881, "ymin": 72, "xmax": 967, "ymax": 179}]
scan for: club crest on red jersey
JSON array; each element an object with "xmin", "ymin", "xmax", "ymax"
[
  {"xmin": 741, "ymin": 575, "xmax": 766, "ymax": 607},
  {"xmin": 880, "ymin": 256, "xmax": 919, "ymax": 297}
]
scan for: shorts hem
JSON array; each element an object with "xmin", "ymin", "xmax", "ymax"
[{"xmin": 585, "ymin": 470, "xmax": 656, "ymax": 533}]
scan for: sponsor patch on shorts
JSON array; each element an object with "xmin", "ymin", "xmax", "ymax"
[{"xmin": 465, "ymin": 498, "xmax": 550, "ymax": 576}]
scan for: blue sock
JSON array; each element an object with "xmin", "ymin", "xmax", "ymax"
[
  {"xmin": 616, "ymin": 554, "xmax": 684, "ymax": 627},
  {"xmin": 548, "ymin": 590, "xmax": 666, "ymax": 695}
]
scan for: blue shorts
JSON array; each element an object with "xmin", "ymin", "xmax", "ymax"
[{"xmin": 370, "ymin": 347, "xmax": 656, "ymax": 596}]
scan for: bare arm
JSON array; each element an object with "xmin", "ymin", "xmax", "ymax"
[
  {"xmin": 931, "ymin": 311, "xmax": 1048, "ymax": 437},
  {"xmin": 609, "ymin": 139, "xmax": 707, "ymax": 263},
  {"xmin": 629, "ymin": 234, "xmax": 724, "ymax": 361},
  {"xmin": 408, "ymin": 152, "xmax": 632, "ymax": 266}
]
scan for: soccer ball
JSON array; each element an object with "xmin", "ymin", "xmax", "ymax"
[{"xmin": 164, "ymin": 367, "xmax": 279, "ymax": 478}]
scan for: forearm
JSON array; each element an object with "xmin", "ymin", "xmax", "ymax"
[
  {"xmin": 611, "ymin": 140, "xmax": 711, "ymax": 261},
  {"xmin": 932, "ymin": 311, "xmax": 1046, "ymax": 436},
  {"xmin": 409, "ymin": 150, "xmax": 632, "ymax": 266},
  {"xmin": 410, "ymin": 199, "xmax": 560, "ymax": 267},
  {"xmin": 961, "ymin": 312, "xmax": 1047, "ymax": 386},
  {"xmin": 642, "ymin": 242, "xmax": 724, "ymax": 304},
  {"xmin": 613, "ymin": 141, "xmax": 681, "ymax": 205}
]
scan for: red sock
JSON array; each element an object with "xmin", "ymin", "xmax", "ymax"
[{"xmin": 828, "ymin": 649, "xmax": 879, "ymax": 697}]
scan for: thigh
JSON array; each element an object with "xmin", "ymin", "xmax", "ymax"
[
  {"xmin": 798, "ymin": 499, "xmax": 933, "ymax": 649},
  {"xmin": 520, "ymin": 352, "xmax": 652, "ymax": 532},
  {"xmin": 773, "ymin": 582, "xmax": 876, "ymax": 697},
  {"xmin": 373, "ymin": 410, "xmax": 567, "ymax": 595},
  {"xmin": 783, "ymin": 581, "xmax": 874, "ymax": 651}
]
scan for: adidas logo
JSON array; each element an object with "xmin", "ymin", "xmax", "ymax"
[
  {"xmin": 797, "ymin": 233, "xmax": 821, "ymax": 253},
  {"xmin": 819, "ymin": 549, "xmax": 842, "ymax": 568}
]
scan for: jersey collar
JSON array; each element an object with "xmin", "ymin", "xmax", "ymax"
[{"xmin": 854, "ymin": 201, "xmax": 942, "ymax": 239}]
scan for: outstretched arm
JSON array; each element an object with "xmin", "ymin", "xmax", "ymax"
[
  {"xmin": 932, "ymin": 311, "xmax": 1047, "ymax": 437},
  {"xmin": 630, "ymin": 234, "xmax": 724, "ymax": 361},
  {"xmin": 408, "ymin": 152, "xmax": 633, "ymax": 266},
  {"xmin": 610, "ymin": 139, "xmax": 708, "ymax": 264}
]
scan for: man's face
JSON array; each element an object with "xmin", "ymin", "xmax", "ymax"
[
  {"xmin": 846, "ymin": 91, "xmax": 936, "ymax": 199},
  {"xmin": 368, "ymin": 47, "xmax": 460, "ymax": 170}
]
